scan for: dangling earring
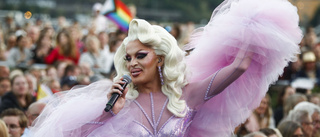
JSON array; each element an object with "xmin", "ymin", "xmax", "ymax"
[{"xmin": 158, "ymin": 66, "xmax": 164, "ymax": 85}]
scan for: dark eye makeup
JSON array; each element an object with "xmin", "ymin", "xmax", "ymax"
[{"xmin": 124, "ymin": 52, "xmax": 149, "ymax": 62}]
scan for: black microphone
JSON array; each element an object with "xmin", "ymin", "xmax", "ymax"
[{"xmin": 105, "ymin": 75, "xmax": 132, "ymax": 112}]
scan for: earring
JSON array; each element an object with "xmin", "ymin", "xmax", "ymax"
[
  {"xmin": 158, "ymin": 58, "xmax": 162, "ymax": 63},
  {"xmin": 158, "ymin": 66, "xmax": 164, "ymax": 85}
]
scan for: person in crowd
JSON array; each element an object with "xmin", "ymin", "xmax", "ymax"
[
  {"xmin": 4, "ymin": 33, "xmax": 16, "ymax": 53},
  {"xmin": 274, "ymin": 85, "xmax": 296, "ymax": 126},
  {"xmin": 44, "ymin": 29, "xmax": 80, "ymax": 65},
  {"xmin": 26, "ymin": 26, "xmax": 40, "ymax": 50},
  {"xmin": 277, "ymin": 120, "xmax": 304, "ymax": 137},
  {"xmin": 0, "ymin": 108, "xmax": 28, "ymax": 137},
  {"xmin": 0, "ymin": 75, "xmax": 36, "ymax": 113},
  {"xmin": 0, "ymin": 42, "xmax": 7, "ymax": 61},
  {"xmin": 295, "ymin": 51, "xmax": 320, "ymax": 86},
  {"xmin": 0, "ymin": 64, "xmax": 10, "ymax": 78},
  {"xmin": 79, "ymin": 62, "xmax": 102, "ymax": 83},
  {"xmin": 45, "ymin": 78, "xmax": 61, "ymax": 94},
  {"xmin": 311, "ymin": 108, "xmax": 320, "ymax": 137},
  {"xmin": 98, "ymin": 31, "xmax": 110, "ymax": 56},
  {"xmin": 0, "ymin": 119, "xmax": 9, "ymax": 137},
  {"xmin": 0, "ymin": 78, "xmax": 11, "ymax": 104},
  {"xmin": 24, "ymin": 73, "xmax": 37, "ymax": 97},
  {"xmin": 23, "ymin": 102, "xmax": 46, "ymax": 137},
  {"xmin": 69, "ymin": 26, "xmax": 85, "ymax": 53},
  {"xmin": 45, "ymin": 65, "xmax": 59, "ymax": 81},
  {"xmin": 246, "ymin": 94, "xmax": 275, "ymax": 132},
  {"xmin": 60, "ymin": 64, "xmax": 80, "ymax": 91},
  {"xmin": 32, "ymin": 28, "xmax": 54, "ymax": 64},
  {"xmin": 286, "ymin": 101, "xmax": 320, "ymax": 137},
  {"xmin": 90, "ymin": 3, "xmax": 110, "ymax": 35},
  {"xmin": 55, "ymin": 61, "xmax": 70, "ymax": 81},
  {"xmin": 283, "ymin": 93, "xmax": 307, "ymax": 118},
  {"xmin": 308, "ymin": 93, "xmax": 320, "ymax": 106},
  {"xmin": 6, "ymin": 35, "xmax": 33, "ymax": 70},
  {"xmin": 79, "ymin": 35, "xmax": 108, "ymax": 75},
  {"xmin": 304, "ymin": 26, "xmax": 318, "ymax": 50}
]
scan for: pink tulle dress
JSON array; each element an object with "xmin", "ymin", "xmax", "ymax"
[{"xmin": 30, "ymin": 0, "xmax": 302, "ymax": 136}]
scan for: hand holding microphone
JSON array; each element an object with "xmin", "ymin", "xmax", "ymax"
[{"xmin": 105, "ymin": 75, "xmax": 132, "ymax": 113}]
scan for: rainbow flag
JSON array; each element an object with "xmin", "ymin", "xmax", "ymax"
[{"xmin": 101, "ymin": 0, "xmax": 133, "ymax": 32}]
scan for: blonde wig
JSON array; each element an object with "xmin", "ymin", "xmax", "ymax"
[{"xmin": 114, "ymin": 19, "xmax": 188, "ymax": 117}]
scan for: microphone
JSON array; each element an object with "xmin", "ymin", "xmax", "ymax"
[{"xmin": 104, "ymin": 75, "xmax": 132, "ymax": 112}]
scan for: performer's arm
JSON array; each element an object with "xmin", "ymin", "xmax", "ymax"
[{"xmin": 185, "ymin": 49, "xmax": 252, "ymax": 107}]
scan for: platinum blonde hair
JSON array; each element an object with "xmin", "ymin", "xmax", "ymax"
[{"xmin": 113, "ymin": 19, "xmax": 188, "ymax": 117}]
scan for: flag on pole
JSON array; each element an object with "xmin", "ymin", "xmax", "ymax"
[
  {"xmin": 36, "ymin": 84, "xmax": 53, "ymax": 101},
  {"xmin": 100, "ymin": 0, "xmax": 133, "ymax": 32}
]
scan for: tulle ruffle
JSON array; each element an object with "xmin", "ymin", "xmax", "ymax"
[
  {"xmin": 185, "ymin": 0, "xmax": 302, "ymax": 136},
  {"xmin": 30, "ymin": 80, "xmax": 139, "ymax": 137}
]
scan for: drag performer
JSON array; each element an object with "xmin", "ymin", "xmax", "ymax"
[{"xmin": 31, "ymin": 0, "xmax": 302, "ymax": 136}]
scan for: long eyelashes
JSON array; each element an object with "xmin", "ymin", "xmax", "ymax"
[
  {"xmin": 136, "ymin": 53, "xmax": 148, "ymax": 59},
  {"xmin": 124, "ymin": 52, "xmax": 149, "ymax": 62}
]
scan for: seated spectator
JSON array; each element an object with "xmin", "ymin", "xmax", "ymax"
[
  {"xmin": 245, "ymin": 94, "xmax": 275, "ymax": 132},
  {"xmin": 295, "ymin": 51, "xmax": 320, "ymax": 86},
  {"xmin": 32, "ymin": 28, "xmax": 54, "ymax": 64},
  {"xmin": 23, "ymin": 102, "xmax": 46, "ymax": 137},
  {"xmin": 286, "ymin": 102, "xmax": 320, "ymax": 137},
  {"xmin": 0, "ymin": 63, "xmax": 10, "ymax": 78},
  {"xmin": 79, "ymin": 63, "xmax": 103, "ymax": 83},
  {"xmin": 6, "ymin": 35, "xmax": 33, "ymax": 70},
  {"xmin": 283, "ymin": 93, "xmax": 307, "ymax": 118},
  {"xmin": 274, "ymin": 85, "xmax": 296, "ymax": 126},
  {"xmin": 0, "ymin": 75, "xmax": 36, "ymax": 113},
  {"xmin": 79, "ymin": 35, "xmax": 108, "ymax": 75},
  {"xmin": 0, "ymin": 108, "xmax": 28, "ymax": 137},
  {"xmin": 45, "ymin": 66, "xmax": 59, "ymax": 81},
  {"xmin": 277, "ymin": 121, "xmax": 304, "ymax": 137},
  {"xmin": 0, "ymin": 119, "xmax": 9, "ymax": 137},
  {"xmin": 0, "ymin": 78, "xmax": 11, "ymax": 103},
  {"xmin": 44, "ymin": 29, "xmax": 80, "ymax": 65},
  {"xmin": 308, "ymin": 93, "xmax": 320, "ymax": 106}
]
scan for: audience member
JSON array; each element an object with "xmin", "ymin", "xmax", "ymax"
[
  {"xmin": 23, "ymin": 102, "xmax": 46, "ymax": 137},
  {"xmin": 0, "ymin": 78, "xmax": 11, "ymax": 103},
  {"xmin": 6, "ymin": 35, "xmax": 33, "ymax": 70},
  {"xmin": 274, "ymin": 85, "xmax": 296, "ymax": 126},
  {"xmin": 286, "ymin": 102, "xmax": 320, "ymax": 137},
  {"xmin": 26, "ymin": 26, "xmax": 40, "ymax": 50},
  {"xmin": 45, "ymin": 29, "xmax": 80, "ymax": 65},
  {"xmin": 0, "ymin": 75, "xmax": 36, "ymax": 113},
  {"xmin": 0, "ymin": 108, "xmax": 28, "ymax": 137},
  {"xmin": 79, "ymin": 35, "xmax": 108, "ymax": 75},
  {"xmin": 245, "ymin": 94, "xmax": 275, "ymax": 132},
  {"xmin": 0, "ymin": 64, "xmax": 10, "ymax": 78},
  {"xmin": 283, "ymin": 93, "xmax": 307, "ymax": 118},
  {"xmin": 277, "ymin": 120, "xmax": 304, "ymax": 137},
  {"xmin": 32, "ymin": 28, "xmax": 54, "ymax": 64}
]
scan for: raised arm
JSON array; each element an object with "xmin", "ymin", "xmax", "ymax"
[{"xmin": 185, "ymin": 49, "xmax": 252, "ymax": 108}]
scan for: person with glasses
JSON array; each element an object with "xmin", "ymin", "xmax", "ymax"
[
  {"xmin": 286, "ymin": 102, "xmax": 320, "ymax": 137},
  {"xmin": 277, "ymin": 120, "xmax": 304, "ymax": 137},
  {"xmin": 0, "ymin": 108, "xmax": 28, "ymax": 137}
]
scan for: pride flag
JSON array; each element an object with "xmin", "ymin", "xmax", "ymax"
[{"xmin": 101, "ymin": 0, "xmax": 133, "ymax": 32}]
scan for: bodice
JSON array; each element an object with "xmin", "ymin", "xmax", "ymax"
[{"xmin": 128, "ymin": 107, "xmax": 195, "ymax": 137}]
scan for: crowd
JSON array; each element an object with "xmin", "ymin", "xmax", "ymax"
[{"xmin": 0, "ymin": 4, "xmax": 319, "ymax": 137}]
